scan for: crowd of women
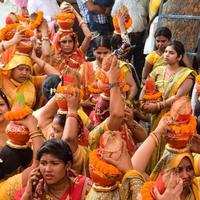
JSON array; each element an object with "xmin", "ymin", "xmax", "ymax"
[{"xmin": 0, "ymin": 1, "xmax": 200, "ymax": 200}]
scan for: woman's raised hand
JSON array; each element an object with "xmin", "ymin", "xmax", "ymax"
[
  {"xmin": 153, "ymin": 173, "xmax": 183, "ymax": 200},
  {"xmin": 65, "ymin": 90, "xmax": 80, "ymax": 112},
  {"xmin": 14, "ymin": 114, "xmax": 38, "ymax": 132},
  {"xmin": 154, "ymin": 116, "xmax": 173, "ymax": 135},
  {"xmin": 102, "ymin": 140, "xmax": 133, "ymax": 173},
  {"xmin": 104, "ymin": 55, "xmax": 120, "ymax": 84}
]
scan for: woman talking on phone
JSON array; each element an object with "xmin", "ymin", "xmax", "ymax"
[{"xmin": 20, "ymin": 140, "xmax": 92, "ymax": 200}]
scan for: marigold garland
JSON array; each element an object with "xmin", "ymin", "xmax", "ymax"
[
  {"xmin": 17, "ymin": 15, "xmax": 29, "ymax": 23},
  {"xmin": 170, "ymin": 115, "xmax": 196, "ymax": 136},
  {"xmin": 90, "ymin": 149, "xmax": 122, "ymax": 177},
  {"xmin": 113, "ymin": 14, "xmax": 132, "ymax": 33},
  {"xmin": 164, "ymin": 112, "xmax": 196, "ymax": 137},
  {"xmin": 4, "ymin": 106, "xmax": 32, "ymax": 121},
  {"xmin": 140, "ymin": 181, "xmax": 155, "ymax": 200},
  {"xmin": 55, "ymin": 12, "xmax": 75, "ymax": 21},
  {"xmin": 196, "ymin": 75, "xmax": 200, "ymax": 84},
  {"xmin": 143, "ymin": 92, "xmax": 162, "ymax": 101},
  {"xmin": 29, "ymin": 11, "xmax": 43, "ymax": 30},
  {"xmin": 56, "ymin": 85, "xmax": 84, "ymax": 99},
  {"xmin": 88, "ymin": 85, "xmax": 102, "ymax": 94},
  {"xmin": 0, "ymin": 23, "xmax": 19, "ymax": 40}
]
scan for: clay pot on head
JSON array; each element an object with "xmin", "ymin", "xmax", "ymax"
[
  {"xmin": 6, "ymin": 121, "xmax": 29, "ymax": 145},
  {"xmin": 16, "ymin": 38, "xmax": 33, "ymax": 54},
  {"xmin": 57, "ymin": 19, "xmax": 74, "ymax": 30}
]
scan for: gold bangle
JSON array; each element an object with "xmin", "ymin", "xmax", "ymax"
[
  {"xmin": 150, "ymin": 132, "xmax": 159, "ymax": 146},
  {"xmin": 152, "ymin": 131, "xmax": 159, "ymax": 143},
  {"xmin": 29, "ymin": 128, "xmax": 42, "ymax": 136},
  {"xmin": 79, "ymin": 20, "xmax": 85, "ymax": 26},
  {"xmin": 30, "ymin": 133, "xmax": 44, "ymax": 139},
  {"xmin": 156, "ymin": 102, "xmax": 161, "ymax": 110}
]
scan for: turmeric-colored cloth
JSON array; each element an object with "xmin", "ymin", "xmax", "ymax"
[
  {"xmin": 0, "ymin": 173, "xmax": 22, "ymax": 200},
  {"xmin": 145, "ymin": 50, "xmax": 162, "ymax": 68},
  {"xmin": 0, "ymin": 53, "xmax": 46, "ymax": 108},
  {"xmin": 86, "ymin": 170, "xmax": 146, "ymax": 200},
  {"xmin": 146, "ymin": 66, "xmax": 196, "ymax": 173}
]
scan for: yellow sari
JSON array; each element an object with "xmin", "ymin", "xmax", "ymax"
[
  {"xmin": 147, "ymin": 66, "xmax": 196, "ymax": 173},
  {"xmin": 0, "ymin": 173, "xmax": 22, "ymax": 200}
]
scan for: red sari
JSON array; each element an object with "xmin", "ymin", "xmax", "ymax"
[{"xmin": 14, "ymin": 175, "xmax": 92, "ymax": 200}]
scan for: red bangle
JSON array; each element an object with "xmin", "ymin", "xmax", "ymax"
[{"xmin": 67, "ymin": 112, "xmax": 79, "ymax": 121}]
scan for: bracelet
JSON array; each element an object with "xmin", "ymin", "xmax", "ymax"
[
  {"xmin": 156, "ymin": 102, "xmax": 161, "ymax": 110},
  {"xmin": 79, "ymin": 20, "xmax": 85, "ymax": 27},
  {"xmin": 67, "ymin": 112, "xmax": 79, "ymax": 121},
  {"xmin": 150, "ymin": 132, "xmax": 159, "ymax": 146},
  {"xmin": 29, "ymin": 129, "xmax": 41, "ymax": 137},
  {"xmin": 30, "ymin": 133, "xmax": 44, "ymax": 140},
  {"xmin": 42, "ymin": 36, "xmax": 49, "ymax": 41},
  {"xmin": 109, "ymin": 82, "xmax": 120, "ymax": 89},
  {"xmin": 1, "ymin": 42, "xmax": 5, "ymax": 52}
]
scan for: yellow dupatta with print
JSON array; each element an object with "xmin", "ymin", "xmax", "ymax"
[
  {"xmin": 150, "ymin": 146, "xmax": 200, "ymax": 200},
  {"xmin": 146, "ymin": 66, "xmax": 196, "ymax": 174},
  {"xmin": 0, "ymin": 53, "xmax": 36, "ymax": 108}
]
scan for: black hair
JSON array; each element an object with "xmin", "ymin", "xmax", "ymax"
[
  {"xmin": 0, "ymin": 89, "xmax": 10, "ymax": 109},
  {"xmin": 154, "ymin": 26, "xmax": 172, "ymax": 40},
  {"xmin": 167, "ymin": 40, "xmax": 185, "ymax": 57},
  {"xmin": 0, "ymin": 145, "xmax": 32, "ymax": 179},
  {"xmin": 111, "ymin": 33, "xmax": 122, "ymax": 51},
  {"xmin": 42, "ymin": 74, "xmax": 61, "ymax": 100},
  {"xmin": 54, "ymin": 114, "xmax": 66, "ymax": 128},
  {"xmin": 93, "ymin": 35, "xmax": 112, "ymax": 51},
  {"xmin": 37, "ymin": 140, "xmax": 73, "ymax": 164},
  {"xmin": 166, "ymin": 40, "xmax": 186, "ymax": 66}
]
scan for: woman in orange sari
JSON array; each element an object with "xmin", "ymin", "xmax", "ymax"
[{"xmin": 53, "ymin": 2, "xmax": 92, "ymax": 73}]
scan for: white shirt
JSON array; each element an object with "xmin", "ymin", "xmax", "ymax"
[
  {"xmin": 27, "ymin": 0, "xmax": 59, "ymax": 21},
  {"xmin": 0, "ymin": 0, "xmax": 17, "ymax": 28}
]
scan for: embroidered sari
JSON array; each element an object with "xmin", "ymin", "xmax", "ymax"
[{"xmin": 146, "ymin": 66, "xmax": 196, "ymax": 173}]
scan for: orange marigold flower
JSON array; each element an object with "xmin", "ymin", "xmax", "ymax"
[
  {"xmin": 4, "ymin": 106, "xmax": 32, "ymax": 121},
  {"xmin": 143, "ymin": 92, "xmax": 162, "ymax": 101},
  {"xmin": 29, "ymin": 11, "xmax": 43, "ymax": 30}
]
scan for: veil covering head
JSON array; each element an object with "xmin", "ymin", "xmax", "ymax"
[{"xmin": 2, "ymin": 53, "xmax": 33, "ymax": 76}]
